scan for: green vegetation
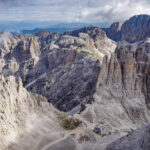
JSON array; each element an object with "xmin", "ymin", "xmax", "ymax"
[
  {"xmin": 81, "ymin": 50, "xmax": 101, "ymax": 59},
  {"xmin": 61, "ymin": 117, "xmax": 82, "ymax": 130},
  {"xmin": 75, "ymin": 43, "xmax": 102, "ymax": 59}
]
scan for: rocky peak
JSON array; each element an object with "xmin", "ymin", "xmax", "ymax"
[
  {"xmin": 63, "ymin": 27, "xmax": 116, "ymax": 56},
  {"xmin": 103, "ymin": 22, "xmax": 123, "ymax": 41},
  {"xmin": 12, "ymin": 36, "xmax": 41, "ymax": 62},
  {"xmin": 35, "ymin": 30, "xmax": 51, "ymax": 37},
  {"xmin": 64, "ymin": 27, "xmax": 106, "ymax": 38},
  {"xmin": 103, "ymin": 14, "xmax": 150, "ymax": 43}
]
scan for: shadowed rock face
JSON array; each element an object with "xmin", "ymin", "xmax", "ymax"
[
  {"xmin": 106, "ymin": 123, "xmax": 150, "ymax": 150},
  {"xmin": 103, "ymin": 22, "xmax": 124, "ymax": 41},
  {"xmin": 104, "ymin": 15, "xmax": 150, "ymax": 43},
  {"xmin": 64, "ymin": 27, "xmax": 106, "ymax": 38},
  {"xmin": 25, "ymin": 50, "xmax": 101, "ymax": 112}
]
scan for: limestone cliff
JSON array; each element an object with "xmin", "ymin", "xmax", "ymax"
[
  {"xmin": 81, "ymin": 38, "xmax": 150, "ymax": 135},
  {"xmin": 103, "ymin": 15, "xmax": 150, "ymax": 43},
  {"xmin": 0, "ymin": 75, "xmax": 60, "ymax": 149}
]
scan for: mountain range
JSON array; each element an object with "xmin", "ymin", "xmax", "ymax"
[
  {"xmin": 0, "ymin": 21, "xmax": 110, "ymax": 34},
  {"xmin": 0, "ymin": 14, "xmax": 150, "ymax": 150}
]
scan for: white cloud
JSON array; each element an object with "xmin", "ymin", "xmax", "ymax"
[
  {"xmin": 0, "ymin": 0, "xmax": 149, "ymax": 22},
  {"xmin": 81, "ymin": 9, "xmax": 90, "ymax": 18}
]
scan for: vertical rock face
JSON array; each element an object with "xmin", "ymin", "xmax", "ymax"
[
  {"xmin": 103, "ymin": 22, "xmax": 124, "ymax": 41},
  {"xmin": 25, "ymin": 50, "xmax": 101, "ymax": 112},
  {"xmin": 103, "ymin": 15, "xmax": 150, "ymax": 43},
  {"xmin": 80, "ymin": 39, "xmax": 150, "ymax": 135},
  {"xmin": 0, "ymin": 75, "xmax": 59, "ymax": 148},
  {"xmin": 12, "ymin": 36, "xmax": 41, "ymax": 62}
]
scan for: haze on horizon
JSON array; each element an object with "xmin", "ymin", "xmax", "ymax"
[{"xmin": 0, "ymin": 0, "xmax": 150, "ymax": 23}]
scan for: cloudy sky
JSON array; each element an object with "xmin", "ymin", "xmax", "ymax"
[{"xmin": 0, "ymin": 0, "xmax": 150, "ymax": 22}]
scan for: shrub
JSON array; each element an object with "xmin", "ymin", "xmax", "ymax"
[{"xmin": 62, "ymin": 117, "xmax": 82, "ymax": 130}]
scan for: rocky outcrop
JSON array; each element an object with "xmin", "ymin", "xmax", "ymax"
[
  {"xmin": 1, "ymin": 15, "xmax": 150, "ymax": 150},
  {"xmin": 0, "ymin": 27, "xmax": 116, "ymax": 113},
  {"xmin": 107, "ymin": 123, "xmax": 150, "ymax": 150},
  {"xmin": 26, "ymin": 50, "xmax": 101, "ymax": 112},
  {"xmin": 103, "ymin": 15, "xmax": 150, "ymax": 43},
  {"xmin": 0, "ymin": 75, "xmax": 60, "ymax": 149},
  {"xmin": 64, "ymin": 27, "xmax": 116, "ymax": 53},
  {"xmin": 103, "ymin": 22, "xmax": 124, "ymax": 41},
  {"xmin": 12, "ymin": 35, "xmax": 41, "ymax": 63},
  {"xmin": 80, "ymin": 38, "xmax": 150, "ymax": 135}
]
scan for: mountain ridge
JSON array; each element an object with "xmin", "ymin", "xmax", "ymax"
[
  {"xmin": 1, "ymin": 14, "xmax": 150, "ymax": 150},
  {"xmin": 103, "ymin": 14, "xmax": 150, "ymax": 43}
]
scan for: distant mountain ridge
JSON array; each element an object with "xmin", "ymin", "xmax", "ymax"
[
  {"xmin": 0, "ymin": 21, "xmax": 110, "ymax": 34},
  {"xmin": 20, "ymin": 22, "xmax": 110, "ymax": 34},
  {"xmin": 103, "ymin": 14, "xmax": 150, "ymax": 42}
]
